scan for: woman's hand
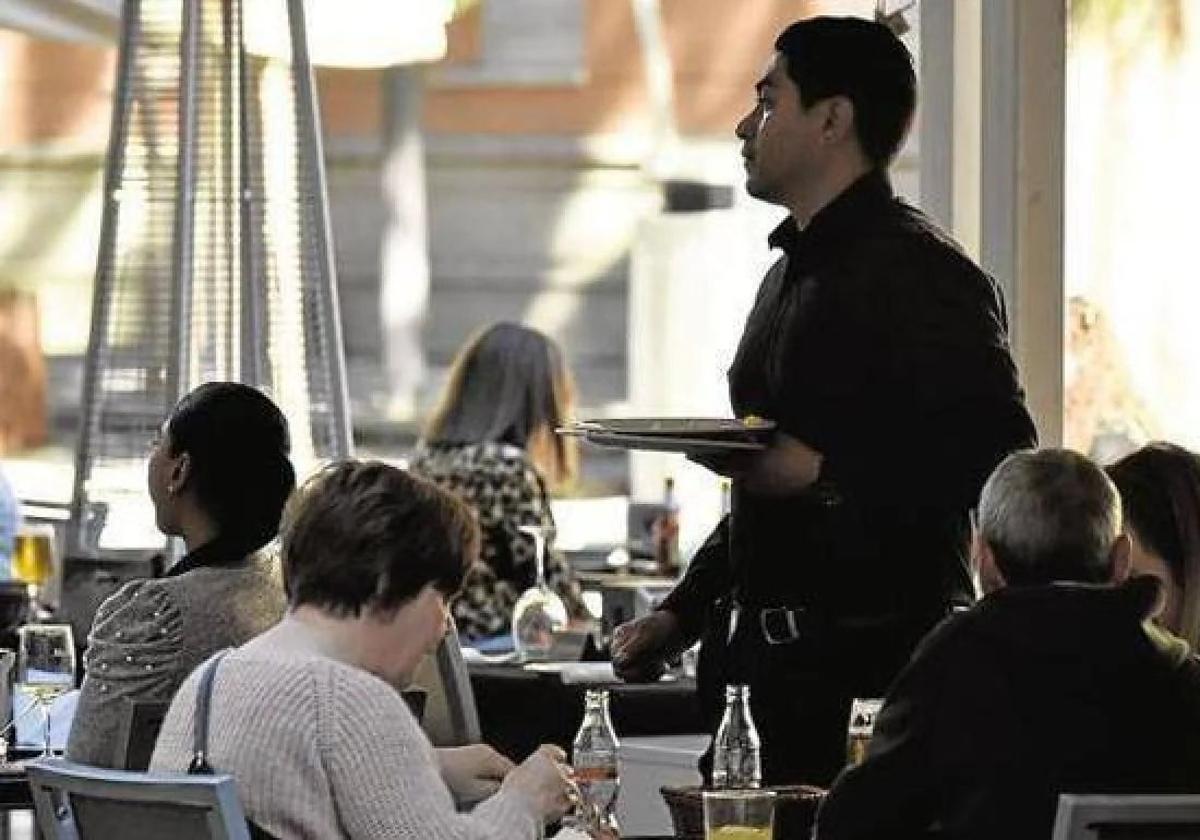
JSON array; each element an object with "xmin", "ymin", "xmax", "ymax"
[
  {"xmin": 436, "ymin": 744, "xmax": 514, "ymax": 806},
  {"xmin": 502, "ymin": 744, "xmax": 579, "ymax": 823}
]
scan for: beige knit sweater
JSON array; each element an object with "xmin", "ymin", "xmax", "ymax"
[{"xmin": 149, "ymin": 640, "xmax": 542, "ymax": 840}]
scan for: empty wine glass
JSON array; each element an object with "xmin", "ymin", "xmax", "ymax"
[
  {"xmin": 511, "ymin": 524, "xmax": 568, "ymax": 662},
  {"xmin": 16, "ymin": 624, "xmax": 76, "ymax": 757}
]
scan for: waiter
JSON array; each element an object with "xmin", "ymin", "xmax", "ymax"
[{"xmin": 612, "ymin": 15, "xmax": 1037, "ymax": 787}]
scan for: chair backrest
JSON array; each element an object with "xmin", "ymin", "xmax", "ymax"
[
  {"xmin": 113, "ymin": 699, "xmax": 172, "ymax": 771},
  {"xmin": 410, "ymin": 624, "xmax": 481, "ymax": 747},
  {"xmin": 27, "ymin": 758, "xmax": 251, "ymax": 840},
  {"xmin": 400, "ymin": 686, "xmax": 428, "ymax": 724},
  {"xmin": 1053, "ymin": 794, "xmax": 1200, "ymax": 839}
]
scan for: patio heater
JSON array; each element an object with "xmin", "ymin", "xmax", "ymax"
[{"xmin": 68, "ymin": 0, "xmax": 352, "ymax": 555}]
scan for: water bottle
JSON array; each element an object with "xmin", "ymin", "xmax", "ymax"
[
  {"xmin": 712, "ymin": 684, "xmax": 762, "ymax": 788},
  {"xmin": 571, "ymin": 688, "xmax": 620, "ymax": 835}
]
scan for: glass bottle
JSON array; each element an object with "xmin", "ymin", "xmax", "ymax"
[
  {"xmin": 571, "ymin": 688, "xmax": 621, "ymax": 835},
  {"xmin": 712, "ymin": 684, "xmax": 762, "ymax": 788},
  {"xmin": 652, "ymin": 476, "xmax": 681, "ymax": 575},
  {"xmin": 511, "ymin": 524, "xmax": 568, "ymax": 661}
]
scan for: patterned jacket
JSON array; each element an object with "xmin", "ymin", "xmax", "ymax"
[{"xmin": 409, "ymin": 442, "xmax": 588, "ymax": 640}]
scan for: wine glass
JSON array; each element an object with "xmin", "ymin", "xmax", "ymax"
[
  {"xmin": 511, "ymin": 524, "xmax": 568, "ymax": 662},
  {"xmin": 16, "ymin": 624, "xmax": 76, "ymax": 757}
]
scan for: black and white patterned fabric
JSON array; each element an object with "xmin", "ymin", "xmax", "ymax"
[{"xmin": 409, "ymin": 442, "xmax": 587, "ymax": 640}]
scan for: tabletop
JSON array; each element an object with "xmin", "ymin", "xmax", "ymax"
[{"xmin": 467, "ymin": 661, "xmax": 704, "ymax": 762}]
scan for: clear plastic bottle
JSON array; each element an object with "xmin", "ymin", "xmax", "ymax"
[
  {"xmin": 571, "ymin": 688, "xmax": 621, "ymax": 835},
  {"xmin": 712, "ymin": 684, "xmax": 762, "ymax": 788}
]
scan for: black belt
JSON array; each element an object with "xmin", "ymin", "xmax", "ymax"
[{"xmin": 732, "ymin": 603, "xmax": 923, "ymax": 646}]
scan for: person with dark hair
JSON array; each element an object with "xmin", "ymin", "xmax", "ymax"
[
  {"xmin": 1107, "ymin": 442, "xmax": 1200, "ymax": 649},
  {"xmin": 150, "ymin": 460, "xmax": 577, "ymax": 839},
  {"xmin": 612, "ymin": 15, "xmax": 1036, "ymax": 786},
  {"xmin": 815, "ymin": 450, "xmax": 1200, "ymax": 840},
  {"xmin": 68, "ymin": 382, "xmax": 295, "ymax": 767},
  {"xmin": 410, "ymin": 322, "xmax": 589, "ymax": 640}
]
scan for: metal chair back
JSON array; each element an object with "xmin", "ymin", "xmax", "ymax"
[
  {"xmin": 411, "ymin": 624, "xmax": 481, "ymax": 747},
  {"xmin": 1053, "ymin": 794, "xmax": 1200, "ymax": 839},
  {"xmin": 27, "ymin": 757, "xmax": 251, "ymax": 840},
  {"xmin": 113, "ymin": 699, "xmax": 171, "ymax": 771}
]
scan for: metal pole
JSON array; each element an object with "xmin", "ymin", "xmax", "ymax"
[
  {"xmin": 287, "ymin": 0, "xmax": 354, "ymax": 457},
  {"xmin": 167, "ymin": 0, "xmax": 201, "ymax": 407},
  {"xmin": 69, "ymin": 0, "xmax": 144, "ymax": 556},
  {"xmin": 918, "ymin": 0, "xmax": 956, "ymax": 232},
  {"xmin": 234, "ymin": 0, "xmax": 265, "ymax": 386}
]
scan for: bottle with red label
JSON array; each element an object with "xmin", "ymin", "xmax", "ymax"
[
  {"xmin": 571, "ymin": 688, "xmax": 620, "ymax": 836},
  {"xmin": 653, "ymin": 476, "xmax": 681, "ymax": 575}
]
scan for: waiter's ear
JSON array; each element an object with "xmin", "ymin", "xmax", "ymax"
[{"xmin": 1107, "ymin": 533, "xmax": 1132, "ymax": 585}]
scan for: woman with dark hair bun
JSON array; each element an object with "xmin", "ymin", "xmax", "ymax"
[
  {"xmin": 1107, "ymin": 442, "xmax": 1200, "ymax": 649},
  {"xmin": 67, "ymin": 382, "xmax": 295, "ymax": 767},
  {"xmin": 410, "ymin": 323, "xmax": 589, "ymax": 640}
]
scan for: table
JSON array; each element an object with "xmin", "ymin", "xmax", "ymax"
[{"xmin": 468, "ymin": 661, "xmax": 704, "ymax": 763}]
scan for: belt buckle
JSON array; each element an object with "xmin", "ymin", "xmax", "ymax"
[{"xmin": 760, "ymin": 607, "xmax": 802, "ymax": 645}]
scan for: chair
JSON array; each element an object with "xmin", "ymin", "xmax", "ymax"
[
  {"xmin": 27, "ymin": 757, "xmax": 251, "ymax": 840},
  {"xmin": 400, "ymin": 687, "xmax": 428, "ymax": 724},
  {"xmin": 1053, "ymin": 794, "xmax": 1200, "ymax": 839},
  {"xmin": 411, "ymin": 624, "xmax": 481, "ymax": 747},
  {"xmin": 113, "ymin": 699, "xmax": 171, "ymax": 771}
]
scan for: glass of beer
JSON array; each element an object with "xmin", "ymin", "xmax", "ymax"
[
  {"xmin": 13, "ymin": 525, "xmax": 56, "ymax": 611},
  {"xmin": 846, "ymin": 697, "xmax": 884, "ymax": 767},
  {"xmin": 702, "ymin": 789, "xmax": 776, "ymax": 840}
]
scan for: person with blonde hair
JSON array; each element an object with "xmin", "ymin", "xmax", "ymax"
[{"xmin": 410, "ymin": 322, "xmax": 588, "ymax": 640}]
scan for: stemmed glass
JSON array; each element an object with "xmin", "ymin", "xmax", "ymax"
[
  {"xmin": 16, "ymin": 624, "xmax": 76, "ymax": 757},
  {"xmin": 511, "ymin": 524, "xmax": 568, "ymax": 662},
  {"xmin": 12, "ymin": 525, "xmax": 56, "ymax": 619}
]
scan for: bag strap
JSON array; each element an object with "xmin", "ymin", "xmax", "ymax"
[{"xmin": 188, "ymin": 649, "xmax": 232, "ymax": 775}]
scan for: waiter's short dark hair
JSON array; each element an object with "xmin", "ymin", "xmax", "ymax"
[
  {"xmin": 775, "ymin": 16, "xmax": 916, "ymax": 166},
  {"xmin": 281, "ymin": 460, "xmax": 477, "ymax": 617},
  {"xmin": 978, "ymin": 449, "xmax": 1121, "ymax": 586}
]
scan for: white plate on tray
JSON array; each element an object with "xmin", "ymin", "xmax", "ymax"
[
  {"xmin": 577, "ymin": 430, "xmax": 766, "ymax": 454},
  {"xmin": 568, "ymin": 417, "xmax": 775, "ymax": 439}
]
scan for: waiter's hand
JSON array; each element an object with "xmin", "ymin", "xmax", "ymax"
[
  {"xmin": 611, "ymin": 611, "xmax": 683, "ymax": 683},
  {"xmin": 688, "ymin": 431, "xmax": 823, "ymax": 496}
]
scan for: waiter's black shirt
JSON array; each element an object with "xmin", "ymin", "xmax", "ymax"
[{"xmin": 662, "ymin": 170, "xmax": 1037, "ymax": 631}]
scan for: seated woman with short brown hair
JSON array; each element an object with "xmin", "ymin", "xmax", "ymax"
[{"xmin": 150, "ymin": 460, "xmax": 576, "ymax": 839}]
